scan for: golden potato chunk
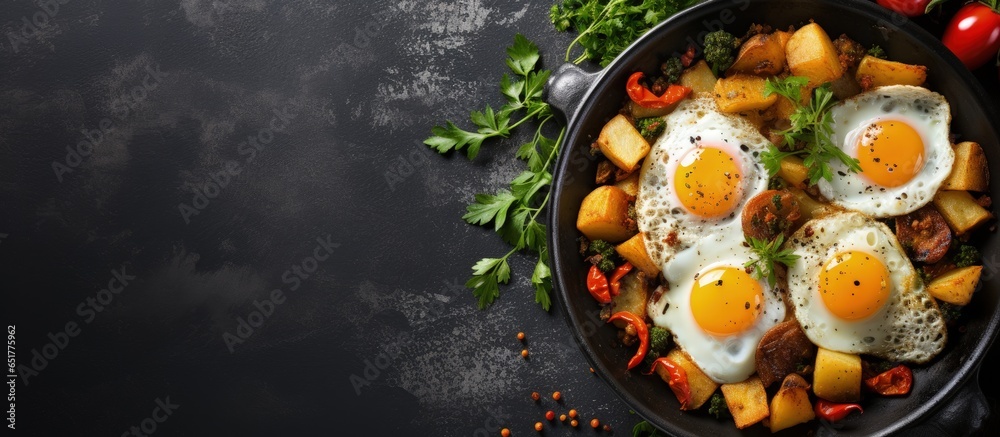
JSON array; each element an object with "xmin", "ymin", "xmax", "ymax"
[
  {"xmin": 932, "ymin": 190, "xmax": 993, "ymax": 235},
  {"xmin": 679, "ymin": 60, "xmax": 718, "ymax": 95},
  {"xmin": 614, "ymin": 171, "xmax": 640, "ymax": 197},
  {"xmin": 610, "ymin": 270, "xmax": 649, "ymax": 328},
  {"xmin": 813, "ymin": 347, "xmax": 861, "ymax": 402},
  {"xmin": 942, "ymin": 142, "xmax": 989, "ymax": 192},
  {"xmin": 769, "ymin": 374, "xmax": 815, "ymax": 433},
  {"xmin": 786, "ymin": 23, "xmax": 844, "ymax": 87},
  {"xmin": 576, "ymin": 185, "xmax": 634, "ymax": 243},
  {"xmin": 615, "ymin": 233, "xmax": 660, "ymax": 276},
  {"xmin": 927, "ymin": 265, "xmax": 983, "ymax": 306},
  {"xmin": 721, "ymin": 375, "xmax": 770, "ymax": 429},
  {"xmin": 659, "ymin": 349, "xmax": 719, "ymax": 410},
  {"xmin": 713, "ymin": 74, "xmax": 779, "ymax": 113},
  {"xmin": 597, "ymin": 114, "xmax": 650, "ymax": 172},
  {"xmin": 728, "ymin": 33, "xmax": 787, "ymax": 76},
  {"xmin": 856, "ymin": 55, "xmax": 928, "ymax": 88},
  {"xmin": 777, "ymin": 155, "xmax": 809, "ymax": 189}
]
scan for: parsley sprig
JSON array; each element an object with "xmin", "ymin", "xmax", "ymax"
[
  {"xmin": 425, "ymin": 35, "xmax": 552, "ymax": 160},
  {"xmin": 760, "ymin": 76, "xmax": 861, "ymax": 185},
  {"xmin": 550, "ymin": 0, "xmax": 700, "ymax": 66},
  {"xmin": 425, "ymin": 35, "xmax": 562, "ymax": 310},
  {"xmin": 745, "ymin": 235, "xmax": 799, "ymax": 287}
]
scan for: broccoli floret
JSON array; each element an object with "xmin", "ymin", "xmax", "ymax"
[
  {"xmin": 587, "ymin": 239, "xmax": 618, "ymax": 273},
  {"xmin": 918, "ymin": 268, "xmax": 933, "ymax": 286},
  {"xmin": 708, "ymin": 393, "xmax": 729, "ymax": 419},
  {"xmin": 649, "ymin": 326, "xmax": 671, "ymax": 355},
  {"xmin": 636, "ymin": 117, "xmax": 666, "ymax": 142},
  {"xmin": 940, "ymin": 302, "xmax": 964, "ymax": 324},
  {"xmin": 661, "ymin": 57, "xmax": 684, "ymax": 84},
  {"xmin": 954, "ymin": 245, "xmax": 981, "ymax": 268},
  {"xmin": 703, "ymin": 30, "xmax": 738, "ymax": 76},
  {"xmin": 867, "ymin": 44, "xmax": 887, "ymax": 59}
]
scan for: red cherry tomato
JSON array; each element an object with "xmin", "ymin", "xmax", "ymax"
[
  {"xmin": 942, "ymin": 1, "xmax": 1000, "ymax": 70},
  {"xmin": 876, "ymin": 0, "xmax": 933, "ymax": 17}
]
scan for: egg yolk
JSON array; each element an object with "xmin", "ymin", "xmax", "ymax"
[
  {"xmin": 819, "ymin": 251, "xmax": 890, "ymax": 320},
  {"xmin": 673, "ymin": 147, "xmax": 743, "ymax": 218},
  {"xmin": 690, "ymin": 266, "xmax": 763, "ymax": 336},
  {"xmin": 856, "ymin": 120, "xmax": 925, "ymax": 187}
]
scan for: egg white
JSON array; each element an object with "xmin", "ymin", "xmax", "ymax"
[
  {"xmin": 648, "ymin": 234, "xmax": 786, "ymax": 383},
  {"xmin": 786, "ymin": 212, "xmax": 946, "ymax": 363},
  {"xmin": 818, "ymin": 85, "xmax": 954, "ymax": 217},
  {"xmin": 636, "ymin": 97, "xmax": 770, "ymax": 270}
]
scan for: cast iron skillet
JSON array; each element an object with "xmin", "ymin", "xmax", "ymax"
[{"xmin": 547, "ymin": 0, "xmax": 1000, "ymax": 435}]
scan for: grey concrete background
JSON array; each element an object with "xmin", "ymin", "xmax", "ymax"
[{"xmin": 1, "ymin": 0, "xmax": 997, "ymax": 436}]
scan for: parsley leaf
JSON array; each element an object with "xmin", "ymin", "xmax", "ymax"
[
  {"xmin": 745, "ymin": 235, "xmax": 800, "ymax": 287},
  {"xmin": 427, "ymin": 34, "xmax": 563, "ymax": 311},
  {"xmin": 760, "ymin": 77, "xmax": 861, "ymax": 185},
  {"xmin": 551, "ymin": 0, "xmax": 700, "ymax": 66}
]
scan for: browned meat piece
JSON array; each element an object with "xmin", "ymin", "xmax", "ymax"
[
  {"xmin": 756, "ymin": 320, "xmax": 816, "ymax": 388},
  {"xmin": 595, "ymin": 160, "xmax": 614, "ymax": 185},
  {"xmin": 742, "ymin": 190, "xmax": 802, "ymax": 241},
  {"xmin": 895, "ymin": 206, "xmax": 952, "ymax": 263}
]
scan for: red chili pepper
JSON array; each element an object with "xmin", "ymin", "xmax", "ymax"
[
  {"xmin": 646, "ymin": 357, "xmax": 691, "ymax": 409},
  {"xmin": 864, "ymin": 365, "xmax": 913, "ymax": 396},
  {"xmin": 606, "ymin": 311, "xmax": 649, "ymax": 370},
  {"xmin": 608, "ymin": 262, "xmax": 634, "ymax": 297},
  {"xmin": 815, "ymin": 399, "xmax": 863, "ymax": 422},
  {"xmin": 587, "ymin": 265, "xmax": 611, "ymax": 304},
  {"xmin": 625, "ymin": 72, "xmax": 692, "ymax": 109}
]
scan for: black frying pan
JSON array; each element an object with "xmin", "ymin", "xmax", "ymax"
[{"xmin": 547, "ymin": 0, "xmax": 1000, "ymax": 435}]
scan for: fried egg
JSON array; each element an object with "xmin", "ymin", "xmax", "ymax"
[
  {"xmin": 818, "ymin": 85, "xmax": 954, "ymax": 217},
  {"xmin": 648, "ymin": 234, "xmax": 786, "ymax": 383},
  {"xmin": 636, "ymin": 97, "xmax": 770, "ymax": 269},
  {"xmin": 786, "ymin": 211, "xmax": 946, "ymax": 363}
]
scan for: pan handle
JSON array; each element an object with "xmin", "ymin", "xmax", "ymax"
[
  {"xmin": 905, "ymin": 366, "xmax": 989, "ymax": 436},
  {"xmin": 546, "ymin": 63, "xmax": 602, "ymax": 125}
]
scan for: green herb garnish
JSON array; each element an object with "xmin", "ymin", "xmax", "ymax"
[
  {"xmin": 550, "ymin": 0, "xmax": 700, "ymax": 66},
  {"xmin": 425, "ymin": 35, "xmax": 561, "ymax": 311},
  {"xmin": 760, "ymin": 76, "xmax": 861, "ymax": 185},
  {"xmin": 745, "ymin": 235, "xmax": 800, "ymax": 287}
]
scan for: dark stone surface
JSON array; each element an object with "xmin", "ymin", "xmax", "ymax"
[{"xmin": 1, "ymin": 0, "xmax": 997, "ymax": 436}]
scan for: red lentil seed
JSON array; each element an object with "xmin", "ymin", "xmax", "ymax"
[
  {"xmin": 545, "ymin": 411, "xmax": 555, "ymax": 421},
  {"xmin": 552, "ymin": 391, "xmax": 561, "ymax": 401},
  {"xmin": 591, "ymin": 418, "xmax": 600, "ymax": 429},
  {"xmin": 534, "ymin": 422, "xmax": 543, "ymax": 432},
  {"xmin": 570, "ymin": 419, "xmax": 579, "ymax": 427},
  {"xmin": 517, "ymin": 332, "xmax": 525, "ymax": 341},
  {"xmin": 531, "ymin": 392, "xmax": 540, "ymax": 402},
  {"xmin": 501, "ymin": 429, "xmax": 511, "ymax": 437}
]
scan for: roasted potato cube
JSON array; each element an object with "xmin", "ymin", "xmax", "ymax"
[
  {"xmin": 786, "ymin": 23, "xmax": 844, "ymax": 87},
  {"xmin": 788, "ymin": 188, "xmax": 838, "ymax": 223},
  {"xmin": 932, "ymin": 190, "xmax": 993, "ymax": 235},
  {"xmin": 927, "ymin": 265, "xmax": 983, "ymax": 306},
  {"xmin": 660, "ymin": 349, "xmax": 719, "ymax": 410},
  {"xmin": 942, "ymin": 142, "xmax": 989, "ymax": 192},
  {"xmin": 778, "ymin": 155, "xmax": 809, "ymax": 189},
  {"xmin": 813, "ymin": 347, "xmax": 861, "ymax": 402},
  {"xmin": 772, "ymin": 93, "xmax": 800, "ymax": 121},
  {"xmin": 614, "ymin": 171, "xmax": 640, "ymax": 197},
  {"xmin": 610, "ymin": 270, "xmax": 649, "ymax": 328},
  {"xmin": 679, "ymin": 60, "xmax": 718, "ymax": 95},
  {"xmin": 855, "ymin": 55, "xmax": 928, "ymax": 88},
  {"xmin": 769, "ymin": 374, "xmax": 815, "ymax": 433},
  {"xmin": 713, "ymin": 74, "xmax": 779, "ymax": 113},
  {"xmin": 597, "ymin": 114, "xmax": 650, "ymax": 172},
  {"xmin": 774, "ymin": 30, "xmax": 792, "ymax": 52},
  {"xmin": 616, "ymin": 233, "xmax": 660, "ymax": 276},
  {"xmin": 728, "ymin": 33, "xmax": 787, "ymax": 76},
  {"xmin": 721, "ymin": 375, "xmax": 770, "ymax": 429},
  {"xmin": 577, "ymin": 185, "xmax": 634, "ymax": 243}
]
